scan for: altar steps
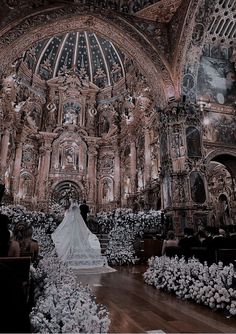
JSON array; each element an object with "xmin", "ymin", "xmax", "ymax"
[{"xmin": 96, "ymin": 233, "xmax": 109, "ymax": 254}]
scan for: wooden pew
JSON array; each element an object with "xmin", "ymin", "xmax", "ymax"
[
  {"xmin": 216, "ymin": 249, "xmax": 236, "ymax": 265},
  {"xmin": 165, "ymin": 246, "xmax": 183, "ymax": 258},
  {"xmin": 189, "ymin": 247, "xmax": 207, "ymax": 263},
  {"xmin": 0, "ymin": 257, "xmax": 31, "ymax": 332},
  {"xmin": 0, "ymin": 256, "xmax": 31, "ymax": 301},
  {"xmin": 142, "ymin": 239, "xmax": 163, "ymax": 261}
]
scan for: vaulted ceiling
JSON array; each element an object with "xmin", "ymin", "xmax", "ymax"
[
  {"xmin": 23, "ymin": 31, "xmax": 126, "ymax": 85},
  {"xmin": 0, "ymin": 0, "xmax": 236, "ymax": 104}
]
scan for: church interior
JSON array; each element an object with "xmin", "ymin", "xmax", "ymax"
[
  {"xmin": 1, "ymin": 0, "xmax": 236, "ymax": 333},
  {"xmin": 1, "ymin": 0, "xmax": 236, "ymax": 231}
]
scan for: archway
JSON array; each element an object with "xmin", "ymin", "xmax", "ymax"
[{"xmin": 51, "ymin": 180, "xmax": 84, "ymax": 208}]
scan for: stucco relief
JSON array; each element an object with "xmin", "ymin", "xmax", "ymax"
[
  {"xmin": 98, "ymin": 154, "xmax": 114, "ymax": 175},
  {"xmin": 135, "ymin": 0, "xmax": 182, "ymax": 22}
]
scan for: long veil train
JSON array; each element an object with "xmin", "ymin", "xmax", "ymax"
[{"xmin": 51, "ymin": 201, "xmax": 114, "ymax": 271}]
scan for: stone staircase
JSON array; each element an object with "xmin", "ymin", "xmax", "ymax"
[{"xmin": 96, "ymin": 233, "xmax": 109, "ymax": 254}]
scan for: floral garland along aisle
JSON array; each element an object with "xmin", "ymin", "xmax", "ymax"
[
  {"xmin": 144, "ymin": 255, "xmax": 236, "ymax": 317},
  {"xmin": 1, "ymin": 205, "xmax": 110, "ymax": 333},
  {"xmin": 0, "ymin": 205, "xmax": 163, "ymax": 330}
]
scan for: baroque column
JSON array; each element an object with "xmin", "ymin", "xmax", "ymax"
[
  {"xmin": 37, "ymin": 133, "xmax": 55, "ymax": 202},
  {"xmin": 114, "ymin": 147, "xmax": 121, "ymax": 203},
  {"xmin": 12, "ymin": 140, "xmax": 23, "ymax": 195},
  {"xmin": 0, "ymin": 128, "xmax": 10, "ymax": 179},
  {"xmin": 87, "ymin": 145, "xmax": 98, "ymax": 203},
  {"xmin": 130, "ymin": 141, "xmax": 137, "ymax": 193},
  {"xmin": 144, "ymin": 126, "xmax": 151, "ymax": 186}
]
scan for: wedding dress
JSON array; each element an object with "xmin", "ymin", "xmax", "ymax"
[{"xmin": 51, "ymin": 201, "xmax": 106, "ymax": 269}]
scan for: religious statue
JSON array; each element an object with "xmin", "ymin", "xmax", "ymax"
[
  {"xmin": 46, "ymin": 102, "xmax": 57, "ymax": 131},
  {"xmin": 64, "ymin": 109, "xmax": 77, "ymax": 125},
  {"xmin": 102, "ymin": 179, "xmax": 112, "ymax": 202},
  {"xmin": 65, "ymin": 148, "xmax": 73, "ymax": 163}
]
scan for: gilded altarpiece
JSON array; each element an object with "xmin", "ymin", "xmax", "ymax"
[{"xmin": 159, "ymin": 102, "xmax": 209, "ymax": 233}]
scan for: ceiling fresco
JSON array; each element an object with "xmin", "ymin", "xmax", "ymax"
[{"xmin": 23, "ymin": 31, "xmax": 126, "ymax": 87}]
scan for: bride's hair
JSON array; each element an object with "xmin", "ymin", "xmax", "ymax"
[{"xmin": 70, "ymin": 200, "xmax": 79, "ymax": 211}]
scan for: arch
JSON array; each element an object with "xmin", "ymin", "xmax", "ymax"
[
  {"xmin": 173, "ymin": 0, "xmax": 215, "ymax": 98},
  {"xmin": 51, "ymin": 179, "xmax": 85, "ymax": 205},
  {"xmin": 205, "ymin": 149, "xmax": 236, "ymax": 180},
  {"xmin": 51, "ymin": 179, "xmax": 84, "ymax": 194},
  {"xmin": 0, "ymin": 5, "xmax": 175, "ymax": 104},
  {"xmin": 205, "ymin": 149, "xmax": 236, "ymax": 163}
]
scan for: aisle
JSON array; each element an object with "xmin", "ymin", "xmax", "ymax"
[{"xmin": 76, "ymin": 265, "xmax": 236, "ymax": 333}]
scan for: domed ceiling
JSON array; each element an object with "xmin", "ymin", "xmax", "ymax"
[{"xmin": 23, "ymin": 31, "xmax": 126, "ymax": 88}]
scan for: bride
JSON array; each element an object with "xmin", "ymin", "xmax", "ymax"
[{"xmin": 51, "ymin": 199, "xmax": 106, "ymax": 269}]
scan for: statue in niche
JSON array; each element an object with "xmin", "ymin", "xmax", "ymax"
[
  {"xmin": 123, "ymin": 93, "xmax": 135, "ymax": 123},
  {"xmin": 22, "ymin": 175, "xmax": 32, "ymax": 198},
  {"xmin": 25, "ymin": 110, "xmax": 38, "ymax": 130},
  {"xmin": 46, "ymin": 102, "xmax": 57, "ymax": 131},
  {"xmin": 88, "ymin": 104, "xmax": 97, "ymax": 135},
  {"xmin": 102, "ymin": 179, "xmax": 112, "ymax": 202},
  {"xmin": 4, "ymin": 169, "xmax": 10, "ymax": 193},
  {"xmin": 186, "ymin": 126, "xmax": 202, "ymax": 158},
  {"xmin": 190, "ymin": 171, "xmax": 206, "ymax": 204},
  {"xmin": 65, "ymin": 148, "xmax": 73, "ymax": 164},
  {"xmin": 124, "ymin": 176, "xmax": 131, "ymax": 195},
  {"xmin": 99, "ymin": 113, "xmax": 110, "ymax": 136},
  {"xmin": 138, "ymin": 169, "xmax": 144, "ymax": 190},
  {"xmin": 30, "ymin": 106, "xmax": 41, "ymax": 128},
  {"xmin": 63, "ymin": 109, "xmax": 77, "ymax": 125},
  {"xmin": 172, "ymin": 130, "xmax": 184, "ymax": 158},
  {"xmin": 218, "ymin": 195, "xmax": 232, "ymax": 226}
]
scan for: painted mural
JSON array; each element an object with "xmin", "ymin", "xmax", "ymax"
[
  {"xmin": 190, "ymin": 171, "xmax": 206, "ymax": 204},
  {"xmin": 197, "ymin": 45, "xmax": 236, "ymax": 105},
  {"xmin": 186, "ymin": 126, "xmax": 201, "ymax": 158},
  {"xmin": 203, "ymin": 112, "xmax": 236, "ymax": 145}
]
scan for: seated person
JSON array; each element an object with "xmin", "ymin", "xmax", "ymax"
[
  {"xmin": 25, "ymin": 225, "xmax": 39, "ymax": 262},
  {"xmin": 162, "ymin": 230, "xmax": 179, "ymax": 255},
  {"xmin": 14, "ymin": 223, "xmax": 39, "ymax": 262},
  {"xmin": 179, "ymin": 227, "xmax": 200, "ymax": 257},
  {"xmin": 212, "ymin": 228, "xmax": 229, "ymax": 249},
  {"xmin": 196, "ymin": 229, "xmax": 207, "ymax": 246},
  {"xmin": 0, "ymin": 214, "xmax": 20, "ymax": 257}
]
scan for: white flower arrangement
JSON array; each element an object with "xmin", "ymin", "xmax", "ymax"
[
  {"xmin": 144, "ymin": 256, "xmax": 236, "ymax": 317},
  {"xmin": 30, "ymin": 256, "xmax": 110, "ymax": 333},
  {"xmin": 0, "ymin": 205, "xmax": 111, "ymax": 333},
  {"xmin": 96, "ymin": 208, "xmax": 162, "ymax": 234},
  {"xmin": 97, "ymin": 208, "xmax": 162, "ymax": 265}
]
